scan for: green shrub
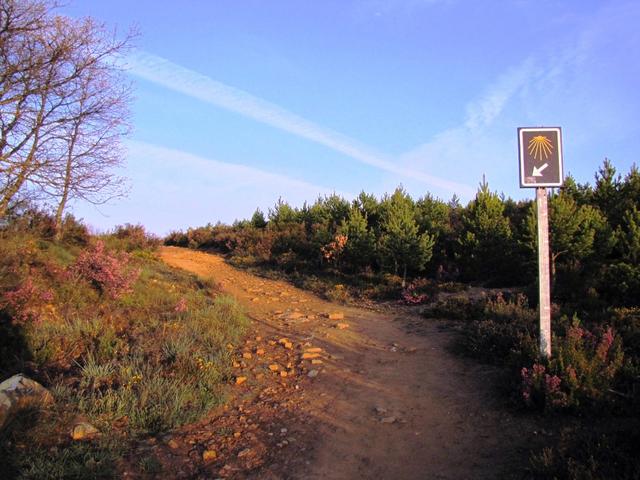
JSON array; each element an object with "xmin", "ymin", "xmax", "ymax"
[
  {"xmin": 530, "ymin": 422, "xmax": 640, "ymax": 480},
  {"xmin": 422, "ymin": 295, "xmax": 485, "ymax": 321},
  {"xmin": 108, "ymin": 223, "xmax": 160, "ymax": 252},
  {"xmin": 521, "ymin": 319, "xmax": 625, "ymax": 412}
]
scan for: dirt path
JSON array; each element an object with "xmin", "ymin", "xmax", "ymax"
[{"xmin": 159, "ymin": 247, "xmax": 542, "ymax": 479}]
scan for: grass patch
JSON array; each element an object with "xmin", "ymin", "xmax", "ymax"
[{"xmin": 0, "ymin": 217, "xmax": 248, "ymax": 477}]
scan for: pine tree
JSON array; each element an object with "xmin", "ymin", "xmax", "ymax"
[
  {"xmin": 415, "ymin": 194, "xmax": 452, "ymax": 274},
  {"xmin": 458, "ymin": 179, "xmax": 513, "ymax": 284},
  {"xmin": 593, "ymin": 159, "xmax": 622, "ymax": 227},
  {"xmin": 616, "ymin": 206, "xmax": 640, "ymax": 264},
  {"xmin": 268, "ymin": 198, "xmax": 298, "ymax": 227},
  {"xmin": 379, "ymin": 187, "xmax": 434, "ymax": 286},
  {"xmin": 339, "ymin": 206, "xmax": 376, "ymax": 271},
  {"xmin": 250, "ymin": 208, "xmax": 267, "ymax": 229}
]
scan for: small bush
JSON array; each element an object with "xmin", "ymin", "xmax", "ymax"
[
  {"xmin": 164, "ymin": 230, "xmax": 189, "ymax": 247},
  {"xmin": 422, "ymin": 296, "xmax": 484, "ymax": 321},
  {"xmin": 529, "ymin": 422, "xmax": 640, "ymax": 480},
  {"xmin": 521, "ymin": 319, "xmax": 625, "ymax": 412},
  {"xmin": 1, "ymin": 277, "xmax": 54, "ymax": 325},
  {"xmin": 326, "ymin": 283, "xmax": 350, "ymax": 303},
  {"xmin": 401, "ymin": 278, "xmax": 433, "ymax": 305},
  {"xmin": 59, "ymin": 214, "xmax": 90, "ymax": 246},
  {"xmin": 111, "ymin": 223, "xmax": 160, "ymax": 252},
  {"xmin": 72, "ymin": 241, "xmax": 140, "ymax": 299}
]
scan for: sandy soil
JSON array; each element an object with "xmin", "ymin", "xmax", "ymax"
[{"xmin": 157, "ymin": 246, "xmax": 544, "ymax": 479}]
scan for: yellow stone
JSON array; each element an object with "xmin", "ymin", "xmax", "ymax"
[
  {"xmin": 242, "ymin": 352, "xmax": 252, "ymax": 359},
  {"xmin": 305, "ymin": 347, "xmax": 322, "ymax": 353},
  {"xmin": 202, "ymin": 449, "xmax": 217, "ymax": 462},
  {"xmin": 280, "ymin": 371, "xmax": 288, "ymax": 377},
  {"xmin": 302, "ymin": 352, "xmax": 320, "ymax": 360},
  {"xmin": 268, "ymin": 364, "xmax": 280, "ymax": 371},
  {"xmin": 335, "ymin": 323, "xmax": 350, "ymax": 330},
  {"xmin": 255, "ymin": 348, "xmax": 265, "ymax": 355},
  {"xmin": 311, "ymin": 359, "xmax": 323, "ymax": 365},
  {"xmin": 70, "ymin": 422, "xmax": 99, "ymax": 441},
  {"xmin": 235, "ymin": 376, "xmax": 247, "ymax": 385},
  {"xmin": 328, "ymin": 312, "xmax": 345, "ymax": 320}
]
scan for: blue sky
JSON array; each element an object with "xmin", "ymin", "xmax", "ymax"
[{"xmin": 61, "ymin": 0, "xmax": 640, "ymax": 235}]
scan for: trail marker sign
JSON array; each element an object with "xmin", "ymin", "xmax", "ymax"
[
  {"xmin": 518, "ymin": 126, "xmax": 563, "ymax": 358},
  {"xmin": 518, "ymin": 127, "xmax": 563, "ymax": 187}
]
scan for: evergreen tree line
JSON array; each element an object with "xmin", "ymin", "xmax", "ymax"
[{"xmin": 166, "ymin": 160, "xmax": 640, "ymax": 308}]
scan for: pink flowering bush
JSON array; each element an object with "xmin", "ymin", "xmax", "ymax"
[
  {"xmin": 174, "ymin": 297, "xmax": 188, "ymax": 313},
  {"xmin": 521, "ymin": 318, "xmax": 624, "ymax": 411},
  {"xmin": 72, "ymin": 240, "xmax": 140, "ymax": 299},
  {"xmin": 1, "ymin": 277, "xmax": 54, "ymax": 324},
  {"xmin": 521, "ymin": 363, "xmax": 568, "ymax": 409},
  {"xmin": 401, "ymin": 279, "xmax": 430, "ymax": 305}
]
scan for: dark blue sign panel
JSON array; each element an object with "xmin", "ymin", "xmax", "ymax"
[{"xmin": 518, "ymin": 127, "xmax": 563, "ymax": 188}]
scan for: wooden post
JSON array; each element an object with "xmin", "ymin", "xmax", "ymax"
[{"xmin": 536, "ymin": 187, "xmax": 552, "ymax": 358}]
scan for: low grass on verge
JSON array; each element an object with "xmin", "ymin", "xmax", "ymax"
[{"xmin": 0, "ymin": 220, "xmax": 248, "ymax": 478}]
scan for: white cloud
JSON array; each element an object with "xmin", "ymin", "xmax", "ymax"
[
  {"xmin": 464, "ymin": 59, "xmax": 535, "ymax": 132},
  {"xmin": 400, "ymin": 58, "xmax": 536, "ymax": 196},
  {"xmin": 126, "ymin": 140, "xmax": 342, "ymax": 197},
  {"xmin": 72, "ymin": 141, "xmax": 348, "ymax": 235},
  {"xmin": 124, "ymin": 50, "xmax": 474, "ymax": 197}
]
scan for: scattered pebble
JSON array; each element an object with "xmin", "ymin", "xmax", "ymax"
[
  {"xmin": 70, "ymin": 422, "xmax": 99, "ymax": 441},
  {"xmin": 202, "ymin": 449, "xmax": 217, "ymax": 462}
]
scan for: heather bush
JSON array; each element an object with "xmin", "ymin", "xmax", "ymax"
[
  {"xmin": 401, "ymin": 278, "xmax": 432, "ymax": 305},
  {"xmin": 72, "ymin": 240, "xmax": 140, "ymax": 299},
  {"xmin": 521, "ymin": 319, "xmax": 625, "ymax": 411},
  {"xmin": 529, "ymin": 423, "xmax": 640, "ymax": 480},
  {"xmin": 462, "ymin": 317, "xmax": 538, "ymax": 365},
  {"xmin": 326, "ymin": 283, "xmax": 350, "ymax": 303},
  {"xmin": 59, "ymin": 214, "xmax": 90, "ymax": 246},
  {"xmin": 422, "ymin": 295, "xmax": 485, "ymax": 321},
  {"xmin": 483, "ymin": 292, "xmax": 536, "ymax": 323},
  {"xmin": 164, "ymin": 230, "xmax": 189, "ymax": 247},
  {"xmin": 1, "ymin": 277, "xmax": 54, "ymax": 325},
  {"xmin": 609, "ymin": 307, "xmax": 640, "ymax": 360},
  {"xmin": 111, "ymin": 223, "xmax": 160, "ymax": 251}
]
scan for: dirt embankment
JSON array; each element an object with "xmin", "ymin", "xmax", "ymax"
[{"xmin": 158, "ymin": 246, "xmax": 544, "ymax": 479}]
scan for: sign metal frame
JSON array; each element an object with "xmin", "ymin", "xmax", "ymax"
[{"xmin": 518, "ymin": 127, "xmax": 564, "ymax": 188}]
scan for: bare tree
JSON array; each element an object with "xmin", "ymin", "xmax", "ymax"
[
  {"xmin": 0, "ymin": 0, "xmax": 133, "ymax": 227},
  {"xmin": 46, "ymin": 17, "xmax": 132, "ymax": 238}
]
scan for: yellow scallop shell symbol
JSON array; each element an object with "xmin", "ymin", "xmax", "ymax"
[{"xmin": 528, "ymin": 135, "xmax": 553, "ymax": 162}]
